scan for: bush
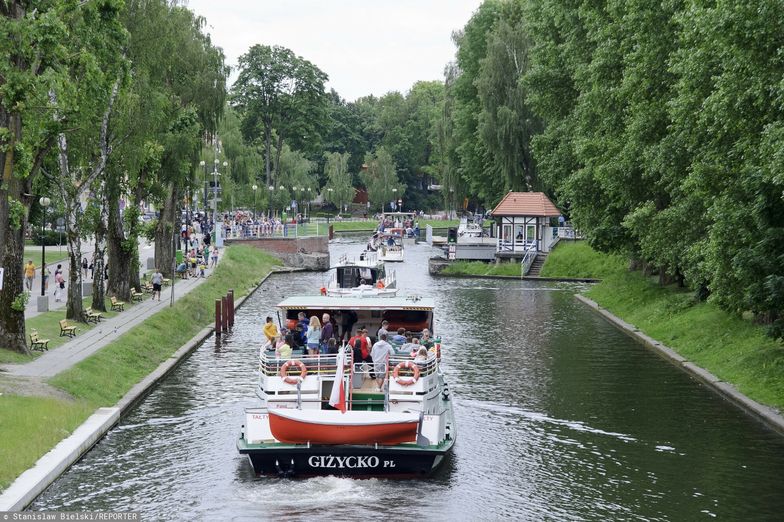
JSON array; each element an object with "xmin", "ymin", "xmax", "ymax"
[{"xmin": 31, "ymin": 230, "xmax": 61, "ymax": 246}]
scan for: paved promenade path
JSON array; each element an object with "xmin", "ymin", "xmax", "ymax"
[{"xmin": 4, "ymin": 266, "xmax": 211, "ymax": 379}]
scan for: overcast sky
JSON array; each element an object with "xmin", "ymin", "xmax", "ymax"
[{"xmin": 186, "ymin": 0, "xmax": 483, "ymax": 102}]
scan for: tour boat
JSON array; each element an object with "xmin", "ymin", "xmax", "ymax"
[
  {"xmin": 324, "ymin": 251, "xmax": 397, "ymax": 297},
  {"xmin": 237, "ymin": 295, "xmax": 455, "ymax": 477}
]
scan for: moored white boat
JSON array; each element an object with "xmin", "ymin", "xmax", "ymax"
[{"xmin": 325, "ymin": 251, "xmax": 397, "ymax": 297}]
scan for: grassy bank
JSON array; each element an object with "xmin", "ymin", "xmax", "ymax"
[
  {"xmin": 0, "ymin": 396, "xmax": 93, "ymax": 490},
  {"xmin": 440, "ymin": 260, "xmax": 522, "ymax": 277},
  {"xmin": 539, "ymin": 240, "xmax": 627, "ymax": 279},
  {"xmin": 542, "ymin": 241, "xmax": 784, "ymax": 410},
  {"xmin": 0, "ymin": 245, "xmax": 278, "ymax": 490}
]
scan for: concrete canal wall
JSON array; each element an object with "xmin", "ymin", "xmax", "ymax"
[
  {"xmin": 575, "ymin": 294, "xmax": 784, "ymax": 436},
  {"xmin": 225, "ymin": 236, "xmax": 329, "ymax": 270},
  {"xmin": 0, "ymin": 270, "xmax": 282, "ymax": 512}
]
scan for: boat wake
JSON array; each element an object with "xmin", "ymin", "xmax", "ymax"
[{"xmin": 462, "ymin": 399, "xmax": 638, "ymax": 443}]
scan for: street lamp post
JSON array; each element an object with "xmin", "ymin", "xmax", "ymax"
[
  {"xmin": 252, "ymin": 184, "xmax": 258, "ymax": 220},
  {"xmin": 199, "ymin": 160, "xmax": 207, "ymax": 213},
  {"xmin": 391, "ymin": 188, "xmax": 397, "ymax": 211},
  {"xmin": 39, "ymin": 196, "xmax": 51, "ymax": 297},
  {"xmin": 268, "ymin": 185, "xmax": 275, "ymax": 217}
]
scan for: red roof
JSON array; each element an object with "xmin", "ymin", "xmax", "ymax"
[{"xmin": 490, "ymin": 192, "xmax": 561, "ymax": 217}]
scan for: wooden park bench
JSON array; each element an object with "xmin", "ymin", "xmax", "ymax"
[
  {"xmin": 59, "ymin": 319, "xmax": 77, "ymax": 338},
  {"xmin": 110, "ymin": 296, "xmax": 125, "ymax": 312},
  {"xmin": 131, "ymin": 289, "xmax": 144, "ymax": 302},
  {"xmin": 82, "ymin": 308, "xmax": 103, "ymax": 324},
  {"xmin": 29, "ymin": 329, "xmax": 50, "ymax": 351}
]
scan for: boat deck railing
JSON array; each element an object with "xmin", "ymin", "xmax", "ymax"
[
  {"xmin": 259, "ymin": 351, "xmax": 348, "ymax": 377},
  {"xmin": 352, "ymin": 352, "xmax": 439, "ymax": 380},
  {"xmin": 258, "ymin": 348, "xmax": 439, "ymax": 380}
]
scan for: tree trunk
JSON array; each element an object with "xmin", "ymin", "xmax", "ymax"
[
  {"xmin": 0, "ymin": 110, "xmax": 32, "ymax": 354},
  {"xmin": 107, "ymin": 194, "xmax": 131, "ymax": 300},
  {"xmin": 91, "ymin": 185, "xmax": 108, "ymax": 312},
  {"xmin": 274, "ymin": 133, "xmax": 284, "ymax": 181},
  {"xmin": 64, "ymin": 197, "xmax": 85, "ymax": 322},
  {"xmin": 154, "ymin": 183, "xmax": 178, "ymax": 278}
]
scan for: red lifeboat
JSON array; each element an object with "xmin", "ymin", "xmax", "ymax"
[{"xmin": 268, "ymin": 409, "xmax": 420, "ymax": 446}]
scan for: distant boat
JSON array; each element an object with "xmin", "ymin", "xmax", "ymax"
[{"xmin": 325, "ymin": 251, "xmax": 397, "ymax": 297}]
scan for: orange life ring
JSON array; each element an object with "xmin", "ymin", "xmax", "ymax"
[
  {"xmin": 320, "ymin": 286, "xmax": 327, "ymax": 296},
  {"xmin": 393, "ymin": 361, "xmax": 420, "ymax": 386},
  {"xmin": 376, "ymin": 280, "xmax": 385, "ymax": 289},
  {"xmin": 280, "ymin": 359, "xmax": 308, "ymax": 384}
]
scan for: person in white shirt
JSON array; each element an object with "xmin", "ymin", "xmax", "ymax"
[{"xmin": 370, "ymin": 333, "xmax": 395, "ymax": 390}]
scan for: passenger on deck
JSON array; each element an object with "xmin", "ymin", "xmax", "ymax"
[
  {"xmin": 390, "ymin": 328, "xmax": 407, "ymax": 346},
  {"xmin": 320, "ymin": 313, "xmax": 334, "ymax": 353},
  {"xmin": 276, "ymin": 328, "xmax": 289, "ymax": 350},
  {"xmin": 306, "ymin": 316, "xmax": 322, "ymax": 356},
  {"xmin": 263, "ymin": 317, "xmax": 278, "ymax": 347},
  {"xmin": 277, "ymin": 334, "xmax": 293, "ymax": 359},
  {"xmin": 292, "ymin": 324, "xmax": 306, "ymax": 349},
  {"xmin": 421, "ymin": 329, "xmax": 435, "ymax": 349},
  {"xmin": 327, "ymin": 338, "xmax": 338, "ymax": 354},
  {"xmin": 407, "ymin": 337, "xmax": 421, "ymax": 357},
  {"xmin": 297, "ymin": 312, "xmax": 309, "ymax": 345},
  {"xmin": 414, "ymin": 346, "xmax": 429, "ymax": 362},
  {"xmin": 371, "ymin": 333, "xmax": 395, "ymax": 390},
  {"xmin": 376, "ymin": 320, "xmax": 389, "ymax": 343}
]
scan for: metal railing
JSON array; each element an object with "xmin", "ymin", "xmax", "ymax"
[
  {"xmin": 223, "ymin": 222, "xmax": 328, "ymax": 240},
  {"xmin": 352, "ymin": 352, "xmax": 439, "ymax": 381},
  {"xmin": 498, "ymin": 237, "xmax": 539, "ymax": 253},
  {"xmin": 520, "ymin": 241, "xmax": 538, "ymax": 277}
]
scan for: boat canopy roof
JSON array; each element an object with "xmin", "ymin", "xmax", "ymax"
[{"xmin": 277, "ymin": 295, "xmax": 433, "ymax": 311}]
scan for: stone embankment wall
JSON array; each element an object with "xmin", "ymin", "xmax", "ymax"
[{"xmin": 225, "ymin": 237, "xmax": 329, "ymax": 270}]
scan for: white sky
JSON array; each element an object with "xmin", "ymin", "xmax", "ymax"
[{"xmin": 186, "ymin": 0, "xmax": 482, "ymax": 101}]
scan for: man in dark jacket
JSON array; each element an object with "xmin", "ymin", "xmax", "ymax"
[{"xmin": 320, "ymin": 313, "xmax": 334, "ymax": 352}]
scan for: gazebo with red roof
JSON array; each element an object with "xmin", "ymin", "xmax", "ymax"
[{"xmin": 490, "ymin": 191, "xmax": 562, "ymax": 254}]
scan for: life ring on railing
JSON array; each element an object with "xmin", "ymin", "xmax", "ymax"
[
  {"xmin": 280, "ymin": 359, "xmax": 308, "ymax": 384},
  {"xmin": 320, "ymin": 286, "xmax": 327, "ymax": 296},
  {"xmin": 393, "ymin": 361, "xmax": 420, "ymax": 386},
  {"xmin": 376, "ymin": 280, "xmax": 385, "ymax": 289}
]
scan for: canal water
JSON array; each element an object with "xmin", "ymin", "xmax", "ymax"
[{"xmin": 32, "ymin": 240, "xmax": 784, "ymax": 520}]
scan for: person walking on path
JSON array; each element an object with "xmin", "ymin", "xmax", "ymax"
[
  {"xmin": 210, "ymin": 246, "xmax": 219, "ymax": 268},
  {"xmin": 24, "ymin": 260, "xmax": 36, "ymax": 292},
  {"xmin": 151, "ymin": 268, "xmax": 163, "ymax": 302},
  {"xmin": 81, "ymin": 257, "xmax": 89, "ymax": 279},
  {"xmin": 54, "ymin": 269, "xmax": 65, "ymax": 302}
]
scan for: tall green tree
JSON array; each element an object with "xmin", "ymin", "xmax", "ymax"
[
  {"xmin": 232, "ymin": 45, "xmax": 328, "ymax": 187},
  {"xmin": 0, "ymin": 0, "xmax": 125, "ymax": 352},
  {"xmin": 361, "ymin": 147, "xmax": 403, "ymax": 213},
  {"xmin": 323, "ymin": 151, "xmax": 353, "ymax": 214},
  {"xmin": 476, "ymin": 0, "xmax": 540, "ymax": 197}
]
